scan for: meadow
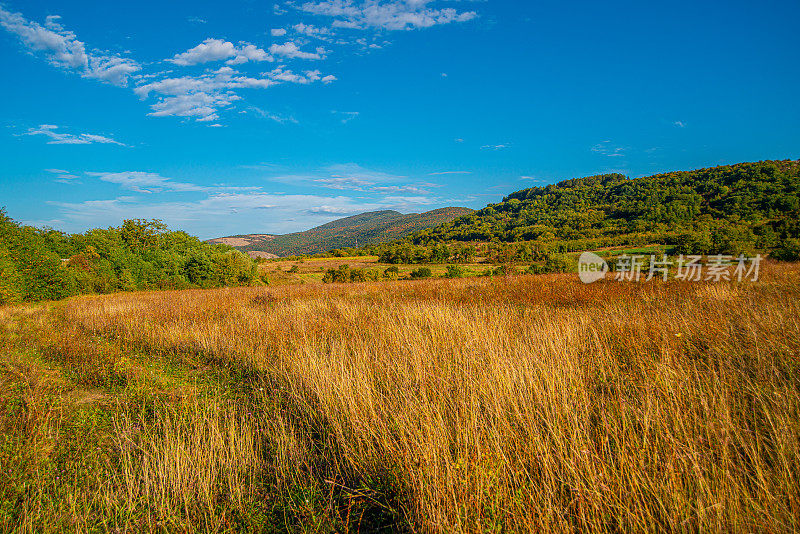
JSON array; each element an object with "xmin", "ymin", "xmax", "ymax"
[
  {"xmin": 257, "ymin": 255, "xmax": 492, "ymax": 285},
  {"xmin": 1, "ymin": 264, "xmax": 799, "ymax": 532}
]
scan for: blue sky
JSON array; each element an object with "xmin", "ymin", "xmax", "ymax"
[{"xmin": 1, "ymin": 0, "xmax": 798, "ymax": 239}]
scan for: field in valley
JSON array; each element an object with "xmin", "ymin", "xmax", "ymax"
[
  {"xmin": 2, "ymin": 264, "xmax": 800, "ymax": 532},
  {"xmin": 257, "ymin": 256, "xmax": 492, "ymax": 285}
]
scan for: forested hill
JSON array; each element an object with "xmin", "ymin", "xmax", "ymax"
[
  {"xmin": 410, "ymin": 160, "xmax": 800, "ymax": 257},
  {"xmin": 0, "ymin": 215, "xmax": 259, "ymax": 304},
  {"xmin": 210, "ymin": 207, "xmax": 473, "ymax": 256}
]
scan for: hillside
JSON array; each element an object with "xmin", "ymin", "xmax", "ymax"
[
  {"xmin": 210, "ymin": 207, "xmax": 473, "ymax": 256},
  {"xmin": 410, "ymin": 160, "xmax": 800, "ymax": 257}
]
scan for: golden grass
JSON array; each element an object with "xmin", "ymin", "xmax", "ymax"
[{"xmin": 2, "ymin": 264, "xmax": 800, "ymax": 532}]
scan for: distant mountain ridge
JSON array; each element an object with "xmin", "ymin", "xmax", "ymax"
[{"xmin": 209, "ymin": 207, "xmax": 473, "ymax": 256}]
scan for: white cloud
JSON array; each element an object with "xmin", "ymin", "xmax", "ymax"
[
  {"xmin": 269, "ymin": 41, "xmax": 326, "ymax": 59},
  {"xmin": 170, "ymin": 38, "xmax": 273, "ymax": 66},
  {"xmin": 0, "ymin": 7, "xmax": 139, "ymax": 86},
  {"xmin": 170, "ymin": 38, "xmax": 236, "ymax": 65},
  {"xmin": 85, "ymin": 171, "xmax": 260, "ymax": 194},
  {"xmin": 429, "ymin": 170, "xmax": 470, "ymax": 175},
  {"xmin": 297, "ymin": 0, "xmax": 478, "ymax": 31},
  {"xmin": 372, "ymin": 185, "xmax": 431, "ymax": 194},
  {"xmin": 2, "ymin": 3, "xmax": 478, "ymax": 127},
  {"xmin": 24, "ymin": 125, "xmax": 125, "ymax": 146},
  {"xmin": 227, "ymin": 44, "xmax": 273, "ymax": 64},
  {"xmin": 89, "ymin": 55, "xmax": 141, "ymax": 86},
  {"xmin": 292, "ymin": 23, "xmax": 331, "ymax": 39},
  {"xmin": 266, "ymin": 67, "xmax": 324, "ymax": 84},
  {"xmin": 133, "ymin": 65, "xmax": 335, "ymax": 121},
  {"xmin": 45, "ymin": 168, "xmax": 81, "ymax": 183},
  {"xmin": 136, "ymin": 67, "xmax": 309, "ymax": 122},
  {"xmin": 302, "ymin": 163, "xmax": 435, "ymax": 195},
  {"xmin": 673, "ymin": 120, "xmax": 686, "ymax": 128},
  {"xmin": 314, "ymin": 176, "xmax": 373, "ymax": 190},
  {"xmin": 308, "ymin": 205, "xmax": 355, "ymax": 215}
]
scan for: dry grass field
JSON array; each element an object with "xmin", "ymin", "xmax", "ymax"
[{"xmin": 1, "ymin": 264, "xmax": 800, "ymax": 532}]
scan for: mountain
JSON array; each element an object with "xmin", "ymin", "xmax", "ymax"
[
  {"xmin": 408, "ymin": 160, "xmax": 800, "ymax": 257},
  {"xmin": 209, "ymin": 207, "xmax": 474, "ymax": 257}
]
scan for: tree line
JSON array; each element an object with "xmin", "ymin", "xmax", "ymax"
[{"xmin": 0, "ymin": 212, "xmax": 259, "ymax": 304}]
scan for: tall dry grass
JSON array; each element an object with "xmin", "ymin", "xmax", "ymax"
[{"xmin": 2, "ymin": 264, "xmax": 800, "ymax": 531}]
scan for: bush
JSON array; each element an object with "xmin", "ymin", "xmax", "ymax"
[
  {"xmin": 542, "ymin": 254, "xmax": 573, "ymax": 273},
  {"xmin": 323, "ymin": 264, "xmax": 351, "ymax": 283},
  {"xmin": 410, "ymin": 267, "xmax": 432, "ymax": 279},
  {"xmin": 772, "ymin": 238, "xmax": 800, "ymax": 261},
  {"xmin": 444, "ymin": 264, "xmax": 465, "ymax": 278},
  {"xmin": 349, "ymin": 268, "xmax": 367, "ymax": 282}
]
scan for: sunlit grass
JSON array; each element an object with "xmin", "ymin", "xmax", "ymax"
[{"xmin": 2, "ymin": 263, "xmax": 799, "ymax": 532}]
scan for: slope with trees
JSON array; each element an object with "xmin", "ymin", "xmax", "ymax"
[{"xmin": 409, "ymin": 160, "xmax": 800, "ymax": 258}]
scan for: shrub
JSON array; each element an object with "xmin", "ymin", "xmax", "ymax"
[
  {"xmin": 771, "ymin": 238, "xmax": 800, "ymax": 261},
  {"xmin": 444, "ymin": 264, "xmax": 465, "ymax": 278},
  {"xmin": 323, "ymin": 264, "xmax": 351, "ymax": 283},
  {"xmin": 410, "ymin": 267, "xmax": 432, "ymax": 279}
]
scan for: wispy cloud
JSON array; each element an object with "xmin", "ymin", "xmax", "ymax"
[
  {"xmin": 45, "ymin": 168, "xmax": 81, "ymax": 183},
  {"xmin": 246, "ymin": 106, "xmax": 299, "ymax": 124},
  {"xmin": 591, "ymin": 141, "xmax": 627, "ymax": 157},
  {"xmin": 0, "ymin": 7, "xmax": 140, "ymax": 86},
  {"xmin": 673, "ymin": 120, "xmax": 686, "ymax": 128},
  {"xmin": 24, "ymin": 125, "xmax": 126, "ymax": 146},
  {"xmin": 481, "ymin": 144, "xmax": 509, "ymax": 151},
  {"xmin": 332, "ymin": 110, "xmax": 360, "ymax": 123},
  {"xmin": 263, "ymin": 163, "xmax": 438, "ymax": 197},
  {"xmin": 296, "ymin": 0, "xmax": 478, "ymax": 31},
  {"xmin": 520, "ymin": 175, "xmax": 546, "ymax": 183},
  {"xmin": 429, "ymin": 170, "xmax": 470, "ymax": 175},
  {"xmin": 313, "ymin": 176, "xmax": 374, "ymax": 190},
  {"xmin": 85, "ymin": 171, "xmax": 260, "ymax": 194}
]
